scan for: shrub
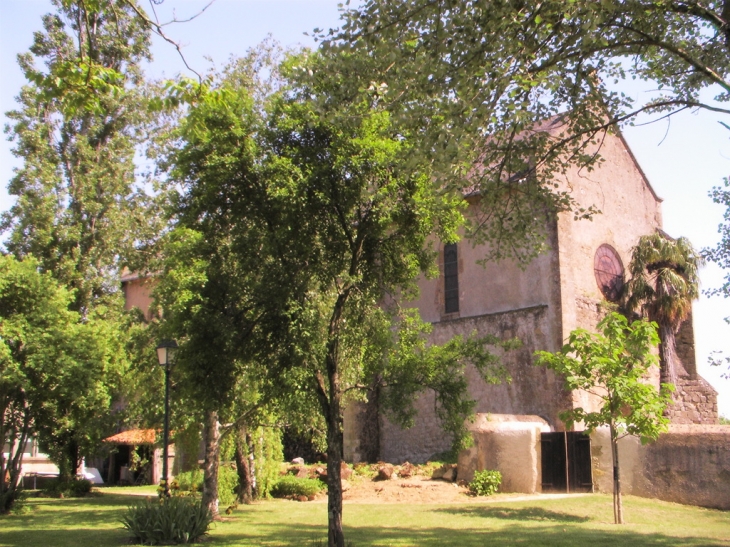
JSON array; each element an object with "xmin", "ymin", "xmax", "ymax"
[
  {"xmin": 270, "ymin": 476, "xmax": 325, "ymax": 499},
  {"xmin": 121, "ymin": 496, "xmax": 213, "ymax": 545},
  {"xmin": 1, "ymin": 488, "xmax": 27, "ymax": 514},
  {"xmin": 252, "ymin": 426, "xmax": 284, "ymax": 499},
  {"xmin": 69, "ymin": 479, "xmax": 93, "ymax": 496},
  {"xmin": 173, "ymin": 466, "xmax": 238, "ymax": 507},
  {"xmin": 217, "ymin": 464, "xmax": 238, "ymax": 507},
  {"xmin": 469, "ymin": 469, "xmax": 502, "ymax": 496},
  {"xmin": 41, "ymin": 478, "xmax": 92, "ymax": 498},
  {"xmin": 173, "ymin": 469, "xmax": 202, "ymax": 493}
]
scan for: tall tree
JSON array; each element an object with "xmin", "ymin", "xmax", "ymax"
[
  {"xmin": 1, "ymin": 0, "xmax": 162, "ymax": 477},
  {"xmin": 2, "ymin": 0, "xmax": 158, "ymax": 315},
  {"xmin": 322, "ymin": 1, "xmax": 730, "ymax": 261},
  {"xmin": 259, "ymin": 54, "xmax": 515, "ymax": 547},
  {"xmin": 164, "ymin": 49, "xmax": 516, "ymax": 544},
  {"xmin": 536, "ymin": 312, "xmax": 671, "ymax": 525},
  {"xmin": 625, "ymin": 232, "xmax": 704, "ymax": 387},
  {"xmin": 0, "ymin": 255, "xmax": 121, "ymax": 509},
  {"xmin": 155, "ymin": 51, "xmax": 316, "ymax": 514}
]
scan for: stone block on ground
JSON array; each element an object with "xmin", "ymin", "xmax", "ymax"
[
  {"xmin": 291, "ymin": 466, "xmax": 309, "ymax": 478},
  {"xmin": 377, "ymin": 463, "xmax": 395, "ymax": 480},
  {"xmin": 432, "ymin": 463, "xmax": 457, "ymax": 481},
  {"xmin": 399, "ymin": 462, "xmax": 415, "ymax": 478}
]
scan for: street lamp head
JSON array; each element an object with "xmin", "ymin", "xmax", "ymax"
[{"xmin": 156, "ymin": 340, "xmax": 178, "ymax": 367}]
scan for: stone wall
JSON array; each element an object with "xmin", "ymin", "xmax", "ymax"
[
  {"xmin": 591, "ymin": 425, "xmax": 730, "ymax": 510},
  {"xmin": 377, "ymin": 305, "xmax": 572, "ymax": 463},
  {"xmin": 666, "ymin": 376, "xmax": 719, "ymax": 425},
  {"xmin": 121, "ymin": 273, "xmax": 155, "ymax": 320},
  {"xmin": 343, "ymin": 388, "xmax": 381, "ymax": 464}
]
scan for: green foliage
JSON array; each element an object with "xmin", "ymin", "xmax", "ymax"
[
  {"xmin": 625, "ymin": 233, "xmax": 703, "ymax": 386},
  {"xmin": 217, "ymin": 465, "xmax": 239, "ymax": 508},
  {"xmin": 626, "ymin": 234, "xmax": 703, "ymax": 327},
  {"xmin": 378, "ymin": 310, "xmax": 517, "ymax": 453},
  {"xmin": 121, "ymin": 496, "xmax": 213, "ymax": 545},
  {"xmin": 536, "ymin": 312, "xmax": 671, "ymax": 524},
  {"xmin": 535, "ymin": 313, "xmax": 671, "ymax": 443},
  {"xmin": 173, "ymin": 466, "xmax": 238, "ymax": 508},
  {"xmin": 719, "ymin": 415, "xmax": 730, "ymax": 425},
  {"xmin": 469, "ymin": 470, "xmax": 502, "ymax": 496},
  {"xmin": 0, "ymin": 488, "xmax": 28, "ymax": 515},
  {"xmin": 707, "ymin": 178, "xmax": 730, "ymax": 302},
  {"xmin": 328, "ymin": 0, "xmax": 730, "ymax": 264},
  {"xmin": 252, "ymin": 426, "xmax": 284, "ymax": 499},
  {"xmin": 270, "ymin": 476, "xmax": 325, "ymax": 499},
  {"xmin": 167, "ymin": 48, "xmax": 517, "ymax": 544},
  {"xmin": 0, "ymin": 254, "xmax": 122, "ymax": 509},
  {"xmin": 2, "ymin": 0, "xmax": 162, "ymax": 485},
  {"xmin": 3, "ymin": 0, "xmax": 158, "ymax": 313},
  {"xmin": 172, "ymin": 470, "xmax": 203, "ymax": 494},
  {"xmin": 41, "ymin": 479, "xmax": 92, "ymax": 498}
]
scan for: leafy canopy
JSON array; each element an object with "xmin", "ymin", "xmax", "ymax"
[{"xmin": 535, "ymin": 312, "xmax": 671, "ymax": 444}]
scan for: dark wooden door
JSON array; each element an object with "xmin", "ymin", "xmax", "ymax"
[
  {"xmin": 567, "ymin": 432, "xmax": 593, "ymax": 492},
  {"xmin": 540, "ymin": 431, "xmax": 593, "ymax": 493},
  {"xmin": 541, "ymin": 432, "xmax": 567, "ymax": 492}
]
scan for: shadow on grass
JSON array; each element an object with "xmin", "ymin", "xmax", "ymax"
[
  {"xmin": 435, "ymin": 505, "xmax": 591, "ymax": 523},
  {"xmin": 4, "ymin": 522, "xmax": 725, "ymax": 547},
  {"xmin": 3, "ymin": 495, "xmax": 727, "ymax": 547},
  {"xmin": 0, "ymin": 527, "xmax": 129, "ymax": 547},
  {"xmin": 214, "ymin": 524, "xmax": 730, "ymax": 547}
]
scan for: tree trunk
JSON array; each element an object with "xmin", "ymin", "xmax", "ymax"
[
  {"xmin": 325, "ymin": 397, "xmax": 345, "ymax": 547},
  {"xmin": 234, "ymin": 425, "xmax": 253, "ymax": 504},
  {"xmin": 609, "ymin": 422, "xmax": 624, "ymax": 524},
  {"xmin": 202, "ymin": 410, "xmax": 220, "ymax": 517},
  {"xmin": 658, "ymin": 323, "xmax": 678, "ymax": 389},
  {"xmin": 0, "ymin": 404, "xmax": 32, "ymax": 513},
  {"xmin": 58, "ymin": 436, "xmax": 80, "ymax": 483},
  {"xmin": 318, "ymin": 290, "xmax": 351, "ymax": 547}
]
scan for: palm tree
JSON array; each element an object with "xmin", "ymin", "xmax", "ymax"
[{"xmin": 625, "ymin": 232, "xmax": 703, "ymax": 388}]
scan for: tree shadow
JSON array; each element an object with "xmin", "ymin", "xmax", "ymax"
[
  {"xmin": 435, "ymin": 505, "xmax": 591, "ymax": 522},
  {"xmin": 0, "ymin": 527, "xmax": 128, "ymax": 547},
  {"xmin": 214, "ymin": 524, "xmax": 730, "ymax": 547}
]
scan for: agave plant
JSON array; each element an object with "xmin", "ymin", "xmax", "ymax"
[{"xmin": 121, "ymin": 496, "xmax": 213, "ymax": 545}]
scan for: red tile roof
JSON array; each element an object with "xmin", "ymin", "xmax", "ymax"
[{"xmin": 103, "ymin": 429, "xmax": 157, "ymax": 445}]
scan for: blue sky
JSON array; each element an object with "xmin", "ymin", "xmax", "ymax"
[{"xmin": 1, "ymin": 0, "xmax": 728, "ymax": 417}]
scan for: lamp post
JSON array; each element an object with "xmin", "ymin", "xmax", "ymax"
[{"xmin": 156, "ymin": 340, "xmax": 177, "ymax": 497}]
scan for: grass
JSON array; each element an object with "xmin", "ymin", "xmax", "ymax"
[{"xmin": 1, "ymin": 490, "xmax": 728, "ymax": 546}]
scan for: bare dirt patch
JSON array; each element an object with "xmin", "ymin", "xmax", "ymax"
[{"xmin": 342, "ymin": 474, "xmax": 472, "ymax": 504}]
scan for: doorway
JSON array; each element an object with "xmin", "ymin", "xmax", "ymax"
[{"xmin": 540, "ymin": 431, "xmax": 593, "ymax": 493}]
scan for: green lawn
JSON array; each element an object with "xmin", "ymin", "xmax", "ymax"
[{"xmin": 1, "ymin": 490, "xmax": 728, "ymax": 547}]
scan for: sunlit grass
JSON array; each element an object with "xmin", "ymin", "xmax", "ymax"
[{"xmin": 1, "ymin": 490, "xmax": 728, "ymax": 546}]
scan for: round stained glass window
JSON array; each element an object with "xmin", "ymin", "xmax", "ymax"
[{"xmin": 594, "ymin": 244, "xmax": 624, "ymax": 302}]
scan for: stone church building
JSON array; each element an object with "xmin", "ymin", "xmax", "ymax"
[
  {"xmin": 121, "ymin": 123, "xmax": 726, "ymax": 505},
  {"xmin": 343, "ymin": 123, "xmax": 719, "ymax": 466}
]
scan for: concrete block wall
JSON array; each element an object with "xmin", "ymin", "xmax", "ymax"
[
  {"xmin": 457, "ymin": 414, "xmax": 550, "ymax": 494},
  {"xmin": 591, "ymin": 425, "xmax": 730, "ymax": 510}
]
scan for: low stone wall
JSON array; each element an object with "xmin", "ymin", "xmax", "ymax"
[
  {"xmin": 591, "ymin": 424, "xmax": 730, "ymax": 510},
  {"xmin": 377, "ymin": 305, "xmax": 570, "ymax": 463},
  {"xmin": 666, "ymin": 376, "xmax": 719, "ymax": 425},
  {"xmin": 457, "ymin": 414, "xmax": 550, "ymax": 494}
]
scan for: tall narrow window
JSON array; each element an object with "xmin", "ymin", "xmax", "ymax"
[{"xmin": 444, "ymin": 243, "xmax": 459, "ymax": 314}]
